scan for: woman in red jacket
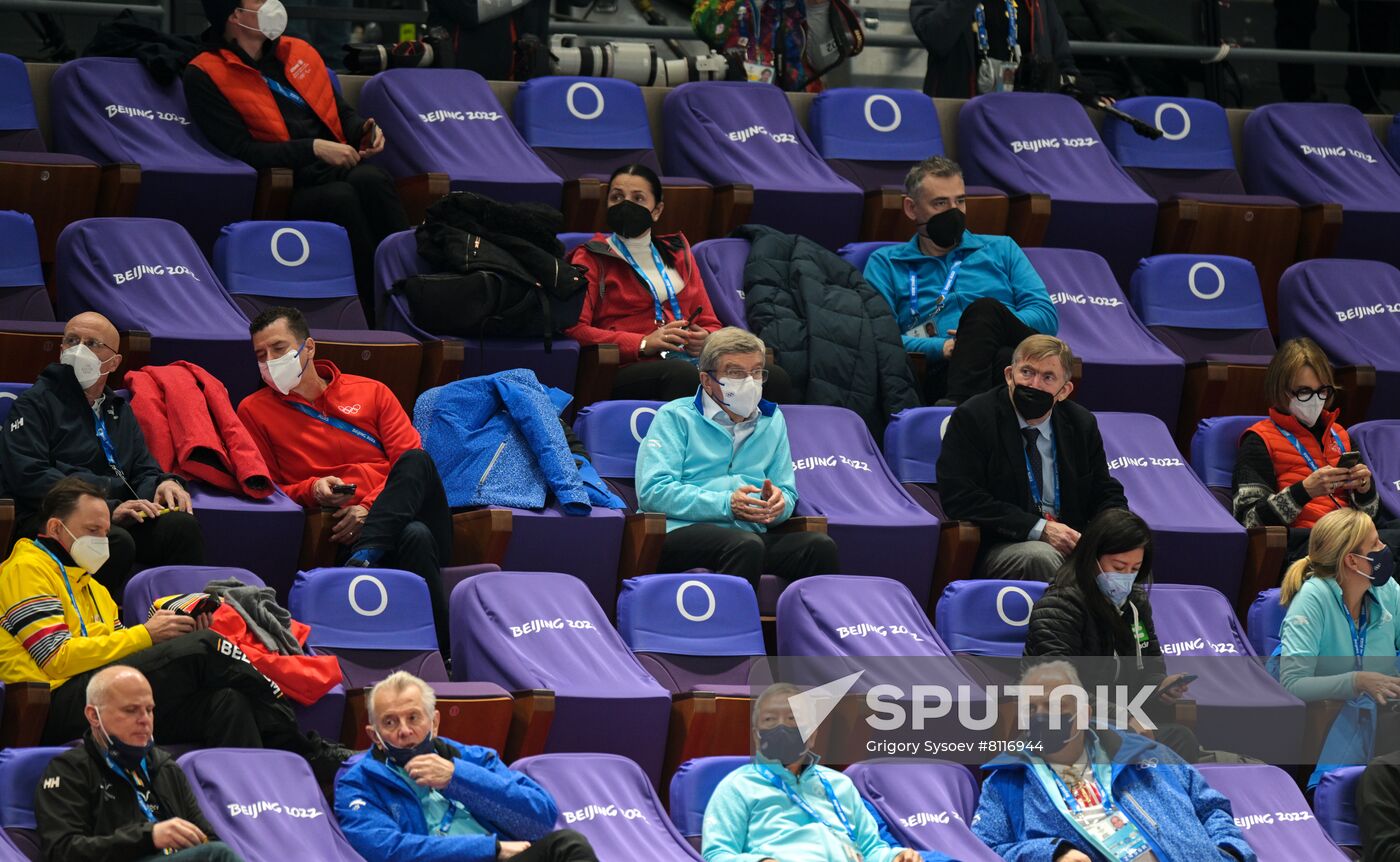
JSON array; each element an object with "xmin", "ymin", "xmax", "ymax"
[{"xmin": 567, "ymin": 164, "xmax": 792, "ymax": 402}]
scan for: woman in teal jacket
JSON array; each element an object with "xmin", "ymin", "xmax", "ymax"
[{"xmin": 1277, "ymin": 507, "xmax": 1400, "ymax": 785}]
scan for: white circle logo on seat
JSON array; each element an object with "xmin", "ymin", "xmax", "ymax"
[
  {"xmin": 566, "ymin": 82, "xmax": 605, "ymax": 121},
  {"xmin": 0, "ymin": 391, "xmax": 17, "ymax": 402},
  {"xmin": 348, "ymin": 574, "xmax": 388, "ymax": 617},
  {"xmin": 1153, "ymin": 102, "xmax": 1191, "ymax": 142},
  {"xmin": 996, "ymin": 586, "xmax": 1034, "ymax": 627},
  {"xmin": 864, "ymin": 94, "xmax": 902, "ymax": 133},
  {"xmin": 1187, "ymin": 261, "xmax": 1225, "ymax": 301},
  {"xmin": 629, "ymin": 406, "xmax": 658, "ymax": 443},
  {"xmin": 676, "ymin": 579, "xmax": 716, "ymax": 622},
  {"xmin": 939, "ymin": 414, "xmax": 951, "ymax": 440},
  {"xmin": 270, "ymin": 227, "xmax": 311, "ymax": 267}
]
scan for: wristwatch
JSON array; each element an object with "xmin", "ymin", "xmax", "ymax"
[{"xmin": 639, "ymin": 337, "xmax": 649, "ymax": 355}]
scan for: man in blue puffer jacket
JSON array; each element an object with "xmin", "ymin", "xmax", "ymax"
[
  {"xmin": 973, "ymin": 661, "xmax": 1255, "ymax": 862},
  {"xmin": 336, "ymin": 671, "xmax": 598, "ymax": 861}
]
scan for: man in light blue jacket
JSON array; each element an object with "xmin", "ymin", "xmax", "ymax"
[
  {"xmin": 702, "ymin": 683, "xmax": 925, "ymax": 862},
  {"xmin": 864, "ymin": 155, "xmax": 1057, "ymax": 406},
  {"xmin": 636, "ymin": 327, "xmax": 839, "ymax": 583},
  {"xmin": 335, "ymin": 671, "xmax": 598, "ymax": 862}
]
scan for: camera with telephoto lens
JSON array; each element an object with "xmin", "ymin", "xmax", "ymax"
[
  {"xmin": 343, "ymin": 26, "xmax": 454, "ymax": 74},
  {"xmin": 549, "ymin": 35, "xmax": 728, "ymax": 87}
]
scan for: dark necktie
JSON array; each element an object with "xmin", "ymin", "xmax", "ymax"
[{"xmin": 1022, "ymin": 427, "xmax": 1043, "ymax": 506}]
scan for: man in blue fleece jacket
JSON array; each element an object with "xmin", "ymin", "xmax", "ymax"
[{"xmin": 335, "ymin": 671, "xmax": 597, "ymax": 861}]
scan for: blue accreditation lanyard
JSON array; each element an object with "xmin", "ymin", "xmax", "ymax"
[
  {"xmin": 434, "ymin": 798, "xmax": 466, "ymax": 836},
  {"xmin": 1271, "ymin": 421, "xmax": 1345, "ymax": 473},
  {"xmin": 975, "ymin": 0, "xmax": 1018, "ymax": 55},
  {"xmin": 762, "ymin": 767, "xmax": 858, "ymax": 844},
  {"xmin": 1023, "ymin": 425, "xmax": 1060, "ymax": 518},
  {"xmin": 35, "ymin": 542, "xmax": 90, "ymax": 637},
  {"xmin": 263, "ymin": 75, "xmax": 307, "ymax": 107},
  {"xmin": 281, "ymin": 400, "xmax": 385, "ymax": 453},
  {"xmin": 908, "ymin": 256, "xmax": 963, "ymax": 331},
  {"xmin": 612, "ymin": 234, "xmax": 682, "ymax": 325},
  {"xmin": 1339, "ymin": 594, "xmax": 1370, "ymax": 672},
  {"xmin": 105, "ymin": 754, "xmax": 160, "ymax": 825},
  {"xmin": 92, "ymin": 410, "xmax": 126, "ymax": 479}
]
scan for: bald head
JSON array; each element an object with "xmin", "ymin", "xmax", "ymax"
[
  {"xmin": 61, "ymin": 311, "xmax": 122, "ymax": 397},
  {"xmin": 84, "ymin": 665, "xmax": 155, "ymax": 747}
]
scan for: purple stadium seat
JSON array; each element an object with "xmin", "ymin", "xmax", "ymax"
[
  {"xmin": 690, "ymin": 238, "xmax": 753, "ymax": 329},
  {"xmin": 616, "ymin": 573, "xmax": 763, "ymax": 693},
  {"xmin": 0, "ymin": 212, "xmax": 50, "ymax": 321},
  {"xmin": 1024, "ymin": 247, "xmax": 1185, "ymax": 427},
  {"xmin": 668, "ymin": 755, "xmax": 748, "ymax": 849},
  {"xmin": 1195, "ymin": 762, "xmax": 1348, "ymax": 861},
  {"xmin": 1278, "ymin": 259, "xmax": 1400, "ymax": 420},
  {"xmin": 1244, "ymin": 103, "xmax": 1400, "ymax": 268},
  {"xmin": 0, "ymin": 834, "xmax": 23, "ymax": 862},
  {"xmin": 1105, "ymin": 96, "xmax": 1248, "ymax": 197},
  {"xmin": 513, "ymin": 752, "xmax": 702, "ymax": 859},
  {"xmin": 0, "ymin": 54, "xmax": 43, "ymax": 152},
  {"xmin": 373, "ymin": 228, "xmax": 581, "ymax": 391},
  {"xmin": 776, "ymin": 574, "xmax": 959, "ymax": 661},
  {"xmin": 1314, "ymin": 765, "xmax": 1363, "ymax": 849},
  {"xmin": 0, "ymin": 746, "xmax": 66, "ymax": 861},
  {"xmin": 1148, "ymin": 583, "xmax": 1304, "ymax": 760},
  {"xmin": 662, "ymin": 82, "xmax": 862, "ymax": 249},
  {"xmin": 838, "ymin": 240, "xmax": 899, "ymax": 274},
  {"xmin": 121, "ymin": 564, "xmax": 266, "ymax": 628},
  {"xmin": 1350, "ymin": 420, "xmax": 1400, "ymax": 519},
  {"xmin": 54, "ymin": 217, "xmax": 258, "ymax": 400},
  {"xmin": 49, "ymin": 58, "xmax": 256, "ymax": 253},
  {"xmin": 958, "ymin": 92, "xmax": 1157, "ymax": 283},
  {"xmin": 178, "ymin": 748, "xmax": 361, "ymax": 861},
  {"xmin": 933, "ymin": 580, "xmax": 1046, "ymax": 657},
  {"xmin": 1129, "ymin": 255, "xmax": 1275, "ymax": 363},
  {"xmin": 782, "ymin": 404, "xmax": 940, "ymax": 604},
  {"xmin": 843, "ymin": 760, "xmax": 998, "ymax": 861},
  {"xmin": 450, "ymin": 571, "xmax": 672, "ymax": 782},
  {"xmin": 558, "ymin": 232, "xmax": 593, "ymax": 255},
  {"xmin": 288, "ymin": 565, "xmax": 511, "ymax": 750},
  {"xmin": 1097, "ymin": 412, "xmax": 1247, "ymax": 596},
  {"xmin": 358, "ymin": 68, "xmax": 562, "ymax": 206},
  {"xmin": 1247, "ymin": 587, "xmax": 1286, "ymax": 658},
  {"xmin": 1189, "ymin": 415, "xmax": 1266, "ymax": 500},
  {"xmin": 214, "ymin": 220, "xmax": 366, "ymax": 327}
]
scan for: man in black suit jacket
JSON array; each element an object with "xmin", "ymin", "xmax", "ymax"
[{"xmin": 937, "ymin": 334, "xmax": 1127, "ymax": 581}]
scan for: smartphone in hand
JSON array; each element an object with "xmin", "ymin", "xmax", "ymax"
[{"xmin": 331, "ymin": 483, "xmax": 358, "ymax": 495}]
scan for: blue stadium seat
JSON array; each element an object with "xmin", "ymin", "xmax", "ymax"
[
  {"xmin": 1314, "ymin": 765, "xmax": 1364, "ymax": 850},
  {"xmin": 1247, "ymin": 587, "xmax": 1286, "ymax": 658},
  {"xmin": 934, "ymin": 579, "xmax": 1045, "ymax": 657},
  {"xmin": 0, "ymin": 747, "xmax": 68, "ymax": 859},
  {"xmin": 668, "ymin": 755, "xmax": 750, "ymax": 849},
  {"xmin": 838, "ymin": 240, "xmax": 898, "ymax": 273}
]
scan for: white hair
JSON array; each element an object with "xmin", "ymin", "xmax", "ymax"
[
  {"xmin": 1020, "ymin": 659, "xmax": 1084, "ymax": 690},
  {"xmin": 367, "ymin": 670, "xmax": 436, "ymax": 725}
]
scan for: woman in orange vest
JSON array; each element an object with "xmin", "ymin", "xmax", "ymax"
[
  {"xmin": 184, "ymin": 0, "xmax": 408, "ymax": 325},
  {"xmin": 1231, "ymin": 337, "xmax": 1400, "ymax": 561}
]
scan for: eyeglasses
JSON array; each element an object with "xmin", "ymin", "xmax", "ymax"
[
  {"xmin": 708, "ymin": 368, "xmax": 769, "ymax": 382},
  {"xmin": 1290, "ymin": 385, "xmax": 1336, "ymax": 403},
  {"xmin": 60, "ymin": 334, "xmax": 115, "ymax": 355}
]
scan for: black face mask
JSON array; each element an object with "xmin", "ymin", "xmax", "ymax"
[
  {"xmin": 606, "ymin": 200, "xmax": 655, "ymax": 239},
  {"xmin": 757, "ymin": 724, "xmax": 807, "ymax": 765},
  {"xmin": 1361, "ymin": 545, "xmax": 1396, "ymax": 589},
  {"xmin": 98, "ymin": 711, "xmax": 154, "ymax": 772},
  {"xmin": 1026, "ymin": 712, "xmax": 1078, "ymax": 755},
  {"xmin": 378, "ymin": 731, "xmax": 436, "ymax": 768},
  {"xmin": 1012, "ymin": 383, "xmax": 1057, "ymax": 420},
  {"xmin": 921, "ymin": 207, "xmax": 966, "ymax": 248}
]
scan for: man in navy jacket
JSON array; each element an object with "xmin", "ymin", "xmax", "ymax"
[{"xmin": 335, "ymin": 671, "xmax": 598, "ymax": 861}]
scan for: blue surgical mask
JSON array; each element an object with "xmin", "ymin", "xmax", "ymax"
[
  {"xmin": 375, "ymin": 729, "xmax": 436, "ymax": 767},
  {"xmin": 1096, "ymin": 570, "xmax": 1137, "ymax": 608}
]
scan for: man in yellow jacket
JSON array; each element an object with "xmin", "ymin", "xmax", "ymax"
[{"xmin": 0, "ymin": 477, "xmax": 350, "ymax": 776}]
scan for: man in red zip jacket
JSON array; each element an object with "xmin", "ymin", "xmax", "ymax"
[
  {"xmin": 183, "ymin": 0, "xmax": 407, "ymax": 324},
  {"xmin": 236, "ymin": 307, "xmax": 454, "ymax": 653}
]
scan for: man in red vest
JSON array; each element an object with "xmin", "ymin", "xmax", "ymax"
[{"xmin": 184, "ymin": 0, "xmax": 408, "ymax": 325}]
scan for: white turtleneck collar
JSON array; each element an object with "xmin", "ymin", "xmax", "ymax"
[{"xmin": 614, "ymin": 230, "xmax": 654, "ymax": 254}]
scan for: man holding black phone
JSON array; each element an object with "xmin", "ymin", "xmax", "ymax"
[
  {"xmin": 236, "ymin": 307, "xmax": 455, "ymax": 652},
  {"xmin": 184, "ymin": 0, "xmax": 408, "ymax": 324}
]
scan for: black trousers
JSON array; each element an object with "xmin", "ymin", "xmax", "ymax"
[
  {"xmin": 17, "ymin": 509, "xmax": 205, "ymax": 603},
  {"xmin": 342, "ymin": 450, "xmax": 453, "ymax": 654},
  {"xmin": 288, "ymin": 163, "xmax": 409, "ymax": 326},
  {"xmin": 511, "ymin": 829, "xmax": 599, "ymax": 862},
  {"xmin": 941, "ymin": 297, "xmax": 1038, "ymax": 404},
  {"xmin": 656, "ymin": 523, "xmax": 840, "ymax": 584},
  {"xmin": 610, "ymin": 357, "xmax": 796, "ymax": 403},
  {"xmin": 44, "ymin": 631, "xmax": 308, "ymax": 754}
]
